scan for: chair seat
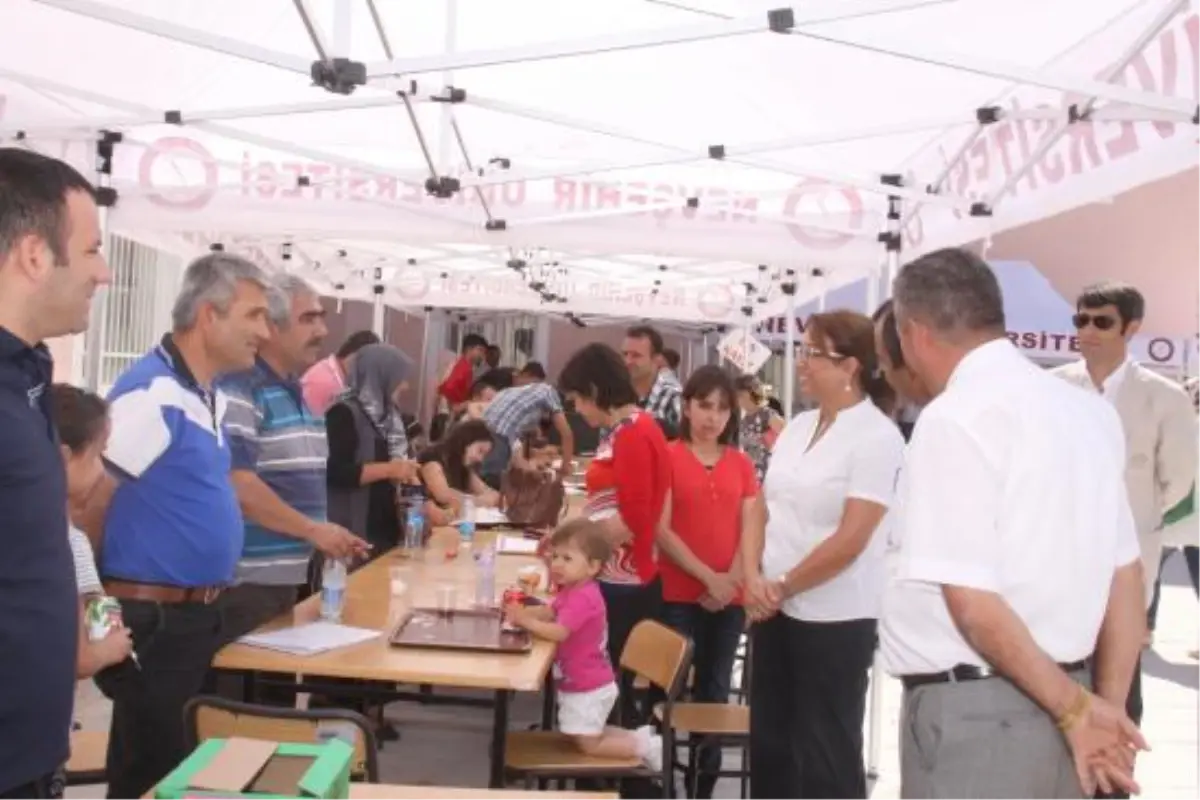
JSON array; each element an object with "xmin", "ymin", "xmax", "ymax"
[
  {"xmin": 504, "ymin": 730, "xmax": 643, "ymax": 774},
  {"xmin": 655, "ymin": 702, "xmax": 750, "ymax": 736},
  {"xmin": 65, "ymin": 730, "xmax": 108, "ymax": 783}
]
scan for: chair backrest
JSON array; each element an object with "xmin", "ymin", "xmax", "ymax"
[
  {"xmin": 183, "ymin": 696, "xmax": 379, "ymax": 782},
  {"xmin": 619, "ymin": 619, "xmax": 693, "ymax": 699}
]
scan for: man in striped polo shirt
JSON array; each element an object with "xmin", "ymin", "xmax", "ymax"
[{"xmin": 219, "ymin": 274, "xmax": 367, "ymax": 643}]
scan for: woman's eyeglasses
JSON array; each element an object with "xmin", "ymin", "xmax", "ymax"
[
  {"xmin": 1072, "ymin": 313, "xmax": 1118, "ymax": 331},
  {"xmin": 796, "ymin": 343, "xmax": 847, "ymax": 362}
]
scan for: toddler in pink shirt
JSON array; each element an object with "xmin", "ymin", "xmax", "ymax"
[{"xmin": 505, "ymin": 519, "xmax": 662, "ymax": 768}]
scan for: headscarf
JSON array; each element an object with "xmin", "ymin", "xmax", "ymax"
[{"xmin": 340, "ymin": 343, "xmax": 414, "ymax": 460}]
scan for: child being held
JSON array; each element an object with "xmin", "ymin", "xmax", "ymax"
[{"xmin": 504, "ymin": 519, "xmax": 662, "ymax": 769}]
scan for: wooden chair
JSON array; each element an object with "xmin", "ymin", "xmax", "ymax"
[
  {"xmin": 64, "ymin": 729, "xmax": 108, "ymax": 787},
  {"xmin": 655, "ymin": 633, "xmax": 752, "ymax": 798},
  {"xmin": 504, "ymin": 619, "xmax": 693, "ymax": 797},
  {"xmin": 183, "ymin": 696, "xmax": 380, "ymax": 782}
]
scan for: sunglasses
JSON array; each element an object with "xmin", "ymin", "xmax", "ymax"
[
  {"xmin": 1072, "ymin": 313, "xmax": 1119, "ymax": 331},
  {"xmin": 796, "ymin": 342, "xmax": 846, "ymax": 362}
]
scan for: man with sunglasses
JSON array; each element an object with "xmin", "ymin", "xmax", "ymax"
[{"xmin": 1051, "ymin": 281, "xmax": 1197, "ymax": 797}]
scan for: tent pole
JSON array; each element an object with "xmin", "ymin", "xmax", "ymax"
[
  {"xmin": 4, "ymin": 94, "xmax": 435, "ymax": 132},
  {"xmin": 417, "ymin": 308, "xmax": 432, "ymax": 425},
  {"xmin": 782, "ymin": 276, "xmax": 796, "ymax": 417},
  {"xmin": 985, "ymin": 0, "xmax": 1189, "ymax": 211},
  {"xmin": 0, "ymin": 68, "xmax": 433, "ymax": 186},
  {"xmin": 360, "ymin": 0, "xmax": 1014, "ymax": 79},
  {"xmin": 371, "ymin": 267, "xmax": 386, "ymax": 339},
  {"xmin": 437, "ymin": 0, "xmax": 459, "ymax": 174},
  {"xmin": 789, "ymin": 13, "xmax": 1192, "ymax": 116},
  {"xmin": 30, "ymin": 0, "xmax": 311, "ymax": 73},
  {"xmin": 365, "ymin": 10, "xmax": 784, "ymax": 79},
  {"xmin": 866, "ymin": 190, "xmax": 904, "ymax": 789},
  {"xmin": 81, "ymin": 133, "xmax": 119, "ymax": 391},
  {"xmin": 897, "ymin": 124, "xmax": 983, "ymax": 232}
]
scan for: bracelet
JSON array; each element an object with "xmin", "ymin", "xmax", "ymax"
[{"xmin": 1056, "ymin": 687, "xmax": 1091, "ymax": 733}]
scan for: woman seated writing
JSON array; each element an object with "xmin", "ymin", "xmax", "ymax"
[{"xmin": 418, "ymin": 418, "xmax": 502, "ymax": 525}]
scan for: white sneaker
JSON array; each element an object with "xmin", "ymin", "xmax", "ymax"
[{"xmin": 635, "ymin": 725, "xmax": 663, "ymax": 772}]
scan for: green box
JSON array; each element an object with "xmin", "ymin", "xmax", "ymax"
[{"xmin": 155, "ymin": 737, "xmax": 353, "ymax": 799}]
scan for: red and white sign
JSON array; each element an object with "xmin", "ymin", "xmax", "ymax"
[{"xmin": 718, "ymin": 328, "xmax": 772, "ymax": 374}]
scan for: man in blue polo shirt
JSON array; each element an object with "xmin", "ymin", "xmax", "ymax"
[
  {"xmin": 77, "ymin": 252, "xmax": 270, "ymax": 799},
  {"xmin": 0, "ymin": 149, "xmax": 110, "ymax": 798},
  {"xmin": 219, "ymin": 274, "xmax": 366, "ymax": 644}
]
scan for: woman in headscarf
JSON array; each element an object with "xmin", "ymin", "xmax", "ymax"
[{"xmin": 326, "ymin": 344, "xmax": 420, "ymax": 557}]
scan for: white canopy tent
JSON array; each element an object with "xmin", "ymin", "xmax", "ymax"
[
  {"xmin": 2, "ymin": 2, "xmax": 1195, "ymax": 784},
  {"xmin": 0, "ymin": 0, "xmax": 1195, "ymax": 331}
]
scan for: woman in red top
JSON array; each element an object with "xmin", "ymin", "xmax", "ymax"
[
  {"xmin": 559, "ymin": 343, "xmax": 671, "ymax": 725},
  {"xmin": 658, "ymin": 365, "xmax": 762, "ymax": 798}
]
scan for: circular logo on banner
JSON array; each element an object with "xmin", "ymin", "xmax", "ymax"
[
  {"xmin": 781, "ymin": 179, "xmax": 865, "ymax": 249},
  {"xmin": 1147, "ymin": 337, "xmax": 1175, "ymax": 364},
  {"xmin": 697, "ymin": 284, "xmax": 736, "ymax": 320},
  {"xmin": 139, "ymin": 137, "xmax": 218, "ymax": 211},
  {"xmin": 393, "ymin": 266, "xmax": 431, "ymax": 301}
]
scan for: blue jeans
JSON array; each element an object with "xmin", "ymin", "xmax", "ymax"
[{"xmin": 661, "ymin": 602, "xmax": 746, "ymax": 798}]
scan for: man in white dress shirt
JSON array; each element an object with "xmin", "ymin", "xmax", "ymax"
[
  {"xmin": 881, "ymin": 248, "xmax": 1147, "ymax": 798},
  {"xmin": 1051, "ymin": 284, "xmax": 1196, "ymax": 779}
]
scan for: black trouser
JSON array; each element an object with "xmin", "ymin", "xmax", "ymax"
[
  {"xmin": 210, "ymin": 583, "xmax": 303, "ymax": 705},
  {"xmin": 1094, "ymin": 655, "xmax": 1142, "ymax": 800},
  {"xmin": 216, "ymin": 583, "xmax": 300, "ymax": 647},
  {"xmin": 749, "ymin": 614, "xmax": 876, "ymax": 799},
  {"xmin": 0, "ymin": 771, "xmax": 63, "ymax": 799},
  {"xmin": 661, "ymin": 602, "xmax": 746, "ymax": 798},
  {"xmin": 599, "ymin": 578, "xmax": 663, "ymax": 727},
  {"xmin": 102, "ymin": 598, "xmax": 222, "ymax": 799}
]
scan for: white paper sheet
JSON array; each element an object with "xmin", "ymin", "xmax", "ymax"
[
  {"xmin": 237, "ymin": 621, "xmax": 379, "ymax": 656},
  {"xmin": 496, "ymin": 535, "xmax": 541, "ymax": 556},
  {"xmin": 456, "ymin": 507, "xmax": 509, "ymax": 526}
]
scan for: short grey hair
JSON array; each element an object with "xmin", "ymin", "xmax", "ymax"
[
  {"xmin": 892, "ymin": 247, "xmax": 1006, "ymax": 337},
  {"xmin": 171, "ymin": 253, "xmax": 270, "ymax": 331},
  {"xmin": 266, "ymin": 273, "xmax": 318, "ymax": 329}
]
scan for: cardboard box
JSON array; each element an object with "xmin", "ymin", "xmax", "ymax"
[{"xmin": 155, "ymin": 736, "xmax": 353, "ymax": 799}]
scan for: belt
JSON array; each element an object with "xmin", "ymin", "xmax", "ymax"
[
  {"xmin": 103, "ymin": 579, "xmax": 225, "ymax": 605},
  {"xmin": 901, "ymin": 657, "xmax": 1091, "ymax": 691}
]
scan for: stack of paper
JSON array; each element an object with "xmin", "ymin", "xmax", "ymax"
[
  {"xmin": 237, "ymin": 622, "xmax": 379, "ymax": 656},
  {"xmin": 496, "ymin": 534, "xmax": 541, "ymax": 556}
]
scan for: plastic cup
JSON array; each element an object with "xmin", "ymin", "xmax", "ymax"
[
  {"xmin": 389, "ymin": 566, "xmax": 411, "ymax": 597},
  {"xmin": 435, "ymin": 582, "xmax": 458, "ymax": 619}
]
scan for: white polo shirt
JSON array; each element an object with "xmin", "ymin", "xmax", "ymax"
[
  {"xmin": 762, "ymin": 399, "xmax": 905, "ymax": 622},
  {"xmin": 880, "ymin": 339, "xmax": 1140, "ymax": 676}
]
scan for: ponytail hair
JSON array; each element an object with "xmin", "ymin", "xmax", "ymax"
[{"xmin": 806, "ymin": 310, "xmax": 896, "ymax": 415}]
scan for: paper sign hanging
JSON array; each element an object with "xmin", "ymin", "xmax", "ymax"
[{"xmin": 717, "ymin": 329, "xmax": 772, "ymax": 374}]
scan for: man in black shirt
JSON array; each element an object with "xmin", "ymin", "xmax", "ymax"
[{"xmin": 0, "ymin": 148, "xmax": 110, "ymax": 797}]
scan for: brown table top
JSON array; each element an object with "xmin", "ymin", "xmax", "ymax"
[
  {"xmin": 349, "ymin": 784, "xmax": 615, "ymax": 799},
  {"xmin": 212, "ymin": 528, "xmax": 555, "ymax": 692}
]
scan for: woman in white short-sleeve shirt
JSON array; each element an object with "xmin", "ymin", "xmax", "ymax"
[{"xmin": 741, "ymin": 310, "xmax": 905, "ymax": 799}]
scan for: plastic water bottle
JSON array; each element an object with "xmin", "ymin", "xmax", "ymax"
[
  {"xmin": 458, "ymin": 495, "xmax": 476, "ymax": 548},
  {"xmin": 474, "ymin": 542, "xmax": 496, "ymax": 609},
  {"xmin": 320, "ymin": 558, "xmax": 347, "ymax": 622},
  {"xmin": 403, "ymin": 509, "xmax": 425, "ymax": 559}
]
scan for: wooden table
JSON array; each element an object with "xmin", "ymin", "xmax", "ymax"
[
  {"xmin": 213, "ymin": 527, "xmax": 555, "ymax": 788},
  {"xmin": 149, "ymin": 782, "xmax": 613, "ymax": 799},
  {"xmin": 349, "ymin": 784, "xmax": 615, "ymax": 799}
]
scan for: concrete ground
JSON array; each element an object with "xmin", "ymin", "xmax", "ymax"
[{"xmin": 69, "ymin": 552, "xmax": 1198, "ymax": 798}]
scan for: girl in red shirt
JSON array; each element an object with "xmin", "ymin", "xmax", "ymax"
[
  {"xmin": 659, "ymin": 366, "xmax": 763, "ymax": 799},
  {"xmin": 559, "ymin": 343, "xmax": 671, "ymax": 727}
]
